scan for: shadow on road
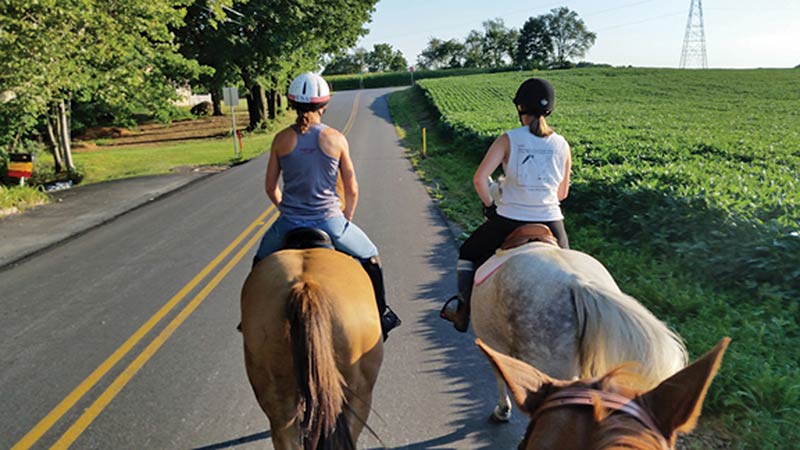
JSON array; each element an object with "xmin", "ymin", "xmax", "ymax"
[{"xmin": 193, "ymin": 430, "xmax": 270, "ymax": 450}]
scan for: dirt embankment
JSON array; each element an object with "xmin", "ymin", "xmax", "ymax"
[{"xmin": 73, "ymin": 113, "xmax": 251, "ymax": 151}]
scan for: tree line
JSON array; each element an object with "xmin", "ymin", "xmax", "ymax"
[
  {"xmin": 326, "ymin": 7, "xmax": 596, "ymax": 75},
  {"xmin": 1, "ymin": 0, "xmax": 378, "ymax": 176},
  {"xmin": 417, "ymin": 7, "xmax": 596, "ymax": 71}
]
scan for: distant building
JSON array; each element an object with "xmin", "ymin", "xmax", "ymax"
[{"xmin": 174, "ymin": 86, "xmax": 211, "ymax": 107}]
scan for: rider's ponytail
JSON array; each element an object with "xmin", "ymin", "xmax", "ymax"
[{"xmin": 528, "ymin": 115, "xmax": 554, "ymax": 138}]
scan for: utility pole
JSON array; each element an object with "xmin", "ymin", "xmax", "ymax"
[{"xmin": 679, "ymin": 0, "xmax": 708, "ymax": 68}]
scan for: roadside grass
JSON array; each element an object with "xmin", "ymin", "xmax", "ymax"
[
  {"xmin": 388, "ymin": 84, "xmax": 799, "ymax": 449},
  {"xmin": 2, "ymin": 111, "xmax": 290, "ymax": 214},
  {"xmin": 0, "ymin": 185, "xmax": 49, "ymax": 216},
  {"xmin": 74, "ymin": 114, "xmax": 291, "ymax": 184}
]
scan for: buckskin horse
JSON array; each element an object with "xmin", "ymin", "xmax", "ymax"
[
  {"xmin": 241, "ymin": 243, "xmax": 383, "ymax": 450},
  {"xmin": 471, "ymin": 223, "xmax": 688, "ymax": 422},
  {"xmin": 477, "ymin": 337, "xmax": 730, "ymax": 449}
]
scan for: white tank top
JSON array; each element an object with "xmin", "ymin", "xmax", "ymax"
[{"xmin": 496, "ymin": 126, "xmax": 569, "ymax": 222}]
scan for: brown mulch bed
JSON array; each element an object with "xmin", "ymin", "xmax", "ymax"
[{"xmin": 73, "ymin": 113, "xmax": 251, "ymax": 150}]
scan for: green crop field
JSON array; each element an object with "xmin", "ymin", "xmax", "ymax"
[{"xmin": 390, "ymin": 67, "xmax": 800, "ymax": 449}]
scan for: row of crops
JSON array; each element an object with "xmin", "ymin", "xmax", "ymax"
[{"xmin": 408, "ymin": 67, "xmax": 800, "ymax": 447}]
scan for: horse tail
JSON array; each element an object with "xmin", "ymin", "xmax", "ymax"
[
  {"xmin": 287, "ymin": 276, "xmax": 354, "ymax": 450},
  {"xmin": 573, "ymin": 283, "xmax": 688, "ymax": 388}
]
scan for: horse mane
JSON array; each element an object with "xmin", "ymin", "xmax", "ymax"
[
  {"xmin": 287, "ymin": 276, "xmax": 355, "ymax": 450},
  {"xmin": 573, "ymin": 282, "xmax": 688, "ymax": 389}
]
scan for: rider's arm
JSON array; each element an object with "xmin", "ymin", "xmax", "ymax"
[
  {"xmin": 321, "ymin": 129, "xmax": 358, "ymax": 221},
  {"xmin": 265, "ymin": 129, "xmax": 290, "ymax": 206},
  {"xmin": 473, "ymin": 133, "xmax": 509, "ymax": 207},
  {"xmin": 557, "ymin": 144, "xmax": 572, "ymax": 201}
]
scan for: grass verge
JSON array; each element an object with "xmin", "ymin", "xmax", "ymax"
[
  {"xmin": 74, "ymin": 114, "xmax": 291, "ymax": 184},
  {"xmin": 388, "ymin": 85, "xmax": 799, "ymax": 449},
  {"xmin": 0, "ymin": 185, "xmax": 50, "ymax": 217}
]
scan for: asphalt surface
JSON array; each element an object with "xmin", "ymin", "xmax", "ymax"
[
  {"xmin": 0, "ymin": 172, "xmax": 211, "ymax": 269},
  {"xmin": 1, "ymin": 88, "xmax": 528, "ymax": 449}
]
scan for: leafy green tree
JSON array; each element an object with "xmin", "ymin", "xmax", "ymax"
[
  {"xmin": 463, "ymin": 30, "xmax": 491, "ymax": 68},
  {"xmin": 0, "ymin": 0, "xmax": 205, "ymax": 174},
  {"xmin": 515, "ymin": 16, "xmax": 553, "ymax": 69},
  {"xmin": 546, "ymin": 7, "xmax": 596, "ymax": 68},
  {"xmin": 417, "ymin": 38, "xmax": 465, "ymax": 70},
  {"xmin": 480, "ymin": 19, "xmax": 518, "ymax": 68},
  {"xmin": 366, "ymin": 43, "xmax": 407, "ymax": 73},
  {"xmin": 324, "ymin": 48, "xmax": 369, "ymax": 75},
  {"xmin": 217, "ymin": 0, "xmax": 378, "ymax": 129}
]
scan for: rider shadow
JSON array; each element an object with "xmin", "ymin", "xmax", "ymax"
[
  {"xmin": 373, "ymin": 202, "xmax": 527, "ymax": 450},
  {"xmin": 192, "ymin": 430, "xmax": 270, "ymax": 450}
]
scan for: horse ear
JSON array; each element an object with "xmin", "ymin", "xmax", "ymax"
[
  {"xmin": 638, "ymin": 337, "xmax": 730, "ymax": 444},
  {"xmin": 476, "ymin": 339, "xmax": 569, "ymax": 414}
]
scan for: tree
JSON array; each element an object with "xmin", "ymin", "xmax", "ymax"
[
  {"xmin": 324, "ymin": 48, "xmax": 369, "ymax": 75},
  {"xmin": 515, "ymin": 16, "xmax": 553, "ymax": 69},
  {"xmin": 417, "ymin": 38, "xmax": 465, "ymax": 70},
  {"xmin": 366, "ymin": 43, "xmax": 407, "ymax": 73},
  {"xmin": 480, "ymin": 19, "xmax": 518, "ymax": 67},
  {"xmin": 546, "ymin": 7, "xmax": 596, "ymax": 68},
  {"xmin": 463, "ymin": 30, "xmax": 491, "ymax": 68},
  {"xmin": 214, "ymin": 0, "xmax": 379, "ymax": 129},
  {"xmin": 0, "ymin": 0, "xmax": 205, "ymax": 174},
  {"xmin": 174, "ymin": 1, "xmax": 239, "ymax": 116}
]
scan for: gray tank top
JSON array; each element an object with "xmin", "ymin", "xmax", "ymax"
[{"xmin": 278, "ymin": 123, "xmax": 343, "ymax": 220}]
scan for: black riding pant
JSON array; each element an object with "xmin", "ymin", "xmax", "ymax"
[{"xmin": 459, "ymin": 215, "xmax": 569, "ymax": 268}]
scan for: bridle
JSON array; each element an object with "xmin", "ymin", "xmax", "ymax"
[{"xmin": 530, "ymin": 387, "xmax": 664, "ymax": 439}]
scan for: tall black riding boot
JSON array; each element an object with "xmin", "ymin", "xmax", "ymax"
[
  {"xmin": 440, "ymin": 260, "xmax": 475, "ymax": 332},
  {"xmin": 361, "ymin": 256, "xmax": 402, "ymax": 341}
]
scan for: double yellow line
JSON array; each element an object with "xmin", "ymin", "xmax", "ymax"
[
  {"xmin": 13, "ymin": 207, "xmax": 278, "ymax": 450},
  {"xmin": 13, "ymin": 89, "xmax": 363, "ymax": 450}
]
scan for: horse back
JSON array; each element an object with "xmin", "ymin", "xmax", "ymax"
[{"xmin": 240, "ymin": 248, "xmax": 383, "ymax": 439}]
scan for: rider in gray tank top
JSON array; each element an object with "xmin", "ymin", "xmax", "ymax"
[{"xmin": 278, "ymin": 123, "xmax": 343, "ymax": 220}]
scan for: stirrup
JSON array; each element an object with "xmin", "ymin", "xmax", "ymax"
[
  {"xmin": 440, "ymin": 295, "xmax": 469, "ymax": 332},
  {"xmin": 440, "ymin": 295, "xmax": 461, "ymax": 322},
  {"xmin": 381, "ymin": 308, "xmax": 402, "ymax": 341}
]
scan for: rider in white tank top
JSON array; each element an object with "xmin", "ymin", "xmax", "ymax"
[{"xmin": 498, "ymin": 126, "xmax": 569, "ymax": 222}]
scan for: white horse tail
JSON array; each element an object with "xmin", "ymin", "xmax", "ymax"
[{"xmin": 573, "ymin": 282, "xmax": 688, "ymax": 388}]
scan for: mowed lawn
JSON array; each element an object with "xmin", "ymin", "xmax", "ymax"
[{"xmin": 390, "ymin": 67, "xmax": 800, "ymax": 449}]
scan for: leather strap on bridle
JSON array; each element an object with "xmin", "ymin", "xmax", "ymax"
[{"xmin": 530, "ymin": 387, "xmax": 662, "ymax": 437}]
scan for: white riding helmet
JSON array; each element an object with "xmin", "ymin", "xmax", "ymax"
[{"xmin": 287, "ymin": 72, "xmax": 331, "ymax": 105}]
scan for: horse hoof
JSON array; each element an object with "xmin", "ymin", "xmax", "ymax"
[{"xmin": 490, "ymin": 406, "xmax": 512, "ymax": 423}]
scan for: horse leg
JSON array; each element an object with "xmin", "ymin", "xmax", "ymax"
[
  {"xmin": 490, "ymin": 368, "xmax": 513, "ymax": 422},
  {"xmin": 268, "ymin": 419, "xmax": 302, "ymax": 450}
]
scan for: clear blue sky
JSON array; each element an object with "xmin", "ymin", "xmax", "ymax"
[{"xmin": 356, "ymin": 0, "xmax": 800, "ymax": 68}]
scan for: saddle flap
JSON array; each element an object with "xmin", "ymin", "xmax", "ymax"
[
  {"xmin": 500, "ymin": 224, "xmax": 557, "ymax": 250},
  {"xmin": 282, "ymin": 227, "xmax": 334, "ymax": 250}
]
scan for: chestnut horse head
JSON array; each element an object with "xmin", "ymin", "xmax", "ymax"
[
  {"xmin": 241, "ymin": 248, "xmax": 384, "ymax": 450},
  {"xmin": 477, "ymin": 337, "xmax": 730, "ymax": 450}
]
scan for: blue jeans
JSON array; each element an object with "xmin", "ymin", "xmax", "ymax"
[{"xmin": 254, "ymin": 214, "xmax": 378, "ymax": 264}]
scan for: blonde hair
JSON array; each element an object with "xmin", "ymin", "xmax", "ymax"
[{"xmin": 528, "ymin": 115, "xmax": 554, "ymax": 137}]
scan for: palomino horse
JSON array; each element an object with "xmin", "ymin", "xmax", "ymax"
[
  {"xmin": 241, "ymin": 247, "xmax": 383, "ymax": 450},
  {"xmin": 477, "ymin": 337, "xmax": 730, "ymax": 449},
  {"xmin": 471, "ymin": 237, "xmax": 688, "ymax": 422}
]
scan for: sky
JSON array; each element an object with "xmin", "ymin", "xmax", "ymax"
[{"xmin": 355, "ymin": 0, "xmax": 800, "ymax": 69}]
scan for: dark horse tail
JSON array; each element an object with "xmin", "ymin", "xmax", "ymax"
[{"xmin": 288, "ymin": 276, "xmax": 355, "ymax": 450}]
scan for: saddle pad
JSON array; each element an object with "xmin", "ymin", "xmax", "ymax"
[{"xmin": 474, "ymin": 243, "xmax": 543, "ymax": 287}]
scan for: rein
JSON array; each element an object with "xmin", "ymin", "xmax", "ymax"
[{"xmin": 530, "ymin": 387, "xmax": 662, "ymax": 437}]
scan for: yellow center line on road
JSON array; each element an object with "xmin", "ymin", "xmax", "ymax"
[
  {"xmin": 11, "ymin": 207, "xmax": 276, "ymax": 450},
  {"xmin": 18, "ymin": 85, "xmax": 362, "ymax": 450},
  {"xmin": 50, "ymin": 213, "xmax": 277, "ymax": 449},
  {"xmin": 341, "ymin": 92, "xmax": 361, "ymax": 136}
]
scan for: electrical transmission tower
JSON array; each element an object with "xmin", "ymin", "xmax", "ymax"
[{"xmin": 679, "ymin": 0, "xmax": 708, "ymax": 68}]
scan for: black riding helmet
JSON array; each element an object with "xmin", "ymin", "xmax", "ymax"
[{"xmin": 513, "ymin": 78, "xmax": 555, "ymax": 117}]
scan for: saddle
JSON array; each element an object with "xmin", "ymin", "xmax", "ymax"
[
  {"xmin": 500, "ymin": 224, "xmax": 558, "ymax": 250},
  {"xmin": 282, "ymin": 227, "xmax": 334, "ymax": 250}
]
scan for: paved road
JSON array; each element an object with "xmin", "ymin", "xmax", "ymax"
[{"xmin": 1, "ymin": 88, "xmax": 527, "ymax": 449}]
